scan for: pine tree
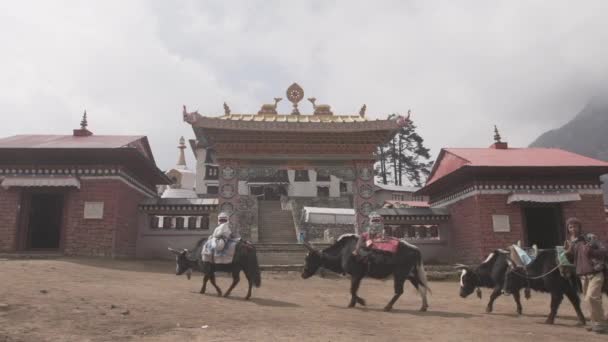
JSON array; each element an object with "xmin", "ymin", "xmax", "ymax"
[{"xmin": 375, "ymin": 113, "xmax": 433, "ymax": 187}]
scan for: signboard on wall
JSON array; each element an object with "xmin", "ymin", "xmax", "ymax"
[
  {"xmin": 84, "ymin": 202, "xmax": 104, "ymax": 219},
  {"xmin": 492, "ymin": 214, "xmax": 510, "ymax": 232}
]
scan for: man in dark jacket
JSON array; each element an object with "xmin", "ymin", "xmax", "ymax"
[{"xmin": 564, "ymin": 217, "xmax": 608, "ymax": 334}]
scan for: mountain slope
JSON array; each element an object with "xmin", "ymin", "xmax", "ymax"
[{"xmin": 529, "ymin": 96, "xmax": 608, "ymax": 203}]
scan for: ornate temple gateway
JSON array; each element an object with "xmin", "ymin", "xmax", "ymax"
[{"xmin": 183, "ymin": 83, "xmax": 409, "ymax": 242}]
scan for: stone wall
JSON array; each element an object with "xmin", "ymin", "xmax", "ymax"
[
  {"xmin": 63, "ymin": 179, "xmax": 146, "ymax": 257},
  {"xmin": 233, "ymin": 194, "xmax": 258, "ymax": 241},
  {"xmin": 0, "ymin": 186, "xmax": 21, "ymax": 252},
  {"xmin": 562, "ymin": 194, "xmax": 608, "ymax": 240},
  {"xmin": 447, "ymin": 193, "xmax": 608, "ymax": 264}
]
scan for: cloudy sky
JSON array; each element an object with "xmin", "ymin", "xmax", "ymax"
[{"xmin": 1, "ymin": 0, "xmax": 607, "ymax": 170}]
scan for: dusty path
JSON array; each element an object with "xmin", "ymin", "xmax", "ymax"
[{"xmin": 0, "ymin": 258, "xmax": 605, "ymax": 341}]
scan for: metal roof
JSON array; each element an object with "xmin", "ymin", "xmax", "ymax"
[
  {"xmin": 0, "ymin": 135, "xmax": 146, "ymax": 149},
  {"xmin": 375, "ymin": 183, "xmax": 420, "ymax": 192},
  {"xmin": 376, "ymin": 207, "xmax": 450, "ymax": 216}
]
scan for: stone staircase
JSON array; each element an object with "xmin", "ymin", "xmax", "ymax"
[
  {"xmin": 257, "ymin": 200, "xmax": 297, "ymax": 243},
  {"xmin": 255, "ymin": 243, "xmax": 331, "ymax": 266}
]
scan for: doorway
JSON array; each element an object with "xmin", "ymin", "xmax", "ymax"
[
  {"xmin": 26, "ymin": 193, "xmax": 64, "ymax": 249},
  {"xmin": 250, "ymin": 185, "xmax": 287, "ymax": 201},
  {"xmin": 523, "ymin": 205, "xmax": 563, "ymax": 249}
]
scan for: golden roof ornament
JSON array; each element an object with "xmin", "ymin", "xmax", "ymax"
[
  {"xmin": 286, "ymin": 83, "xmax": 304, "ymax": 115},
  {"xmin": 223, "ymin": 102, "xmax": 231, "ymax": 115},
  {"xmin": 182, "ymin": 105, "xmax": 199, "ymax": 124},
  {"xmin": 359, "ymin": 104, "xmax": 366, "ymax": 117},
  {"xmin": 258, "ymin": 97, "xmax": 282, "ymax": 115},
  {"xmin": 307, "ymin": 97, "xmax": 333, "ymax": 115}
]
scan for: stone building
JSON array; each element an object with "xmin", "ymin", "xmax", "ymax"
[
  {"xmin": 416, "ymin": 131, "xmax": 608, "ymax": 263},
  {"xmin": 0, "ymin": 113, "xmax": 169, "ymax": 257}
]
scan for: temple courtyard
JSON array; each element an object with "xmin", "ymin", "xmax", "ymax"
[{"xmin": 0, "ymin": 258, "xmax": 605, "ymax": 342}]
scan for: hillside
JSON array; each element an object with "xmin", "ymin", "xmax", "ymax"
[{"xmin": 529, "ymin": 96, "xmax": 608, "ymax": 203}]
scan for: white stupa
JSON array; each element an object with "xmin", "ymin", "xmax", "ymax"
[{"xmin": 161, "ymin": 136, "xmax": 197, "ymax": 198}]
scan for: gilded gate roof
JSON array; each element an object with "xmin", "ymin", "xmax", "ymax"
[{"xmin": 217, "ymin": 114, "xmax": 370, "ymax": 123}]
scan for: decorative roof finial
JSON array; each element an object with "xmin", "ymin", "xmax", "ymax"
[
  {"xmin": 494, "ymin": 125, "xmax": 502, "ymax": 143},
  {"xmin": 223, "ymin": 102, "xmax": 231, "ymax": 115},
  {"xmin": 80, "ymin": 110, "xmax": 88, "ymax": 129},
  {"xmin": 286, "ymin": 83, "xmax": 304, "ymax": 115},
  {"xmin": 73, "ymin": 109, "xmax": 93, "ymax": 136},
  {"xmin": 177, "ymin": 136, "xmax": 187, "ymax": 167},
  {"xmin": 359, "ymin": 104, "xmax": 366, "ymax": 117}
]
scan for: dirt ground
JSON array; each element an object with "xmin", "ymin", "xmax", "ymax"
[{"xmin": 0, "ymin": 258, "xmax": 606, "ymax": 342}]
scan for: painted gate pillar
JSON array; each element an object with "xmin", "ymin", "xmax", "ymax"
[
  {"xmin": 353, "ymin": 160, "xmax": 376, "ymax": 234},
  {"xmin": 217, "ymin": 159, "xmax": 241, "ymax": 236}
]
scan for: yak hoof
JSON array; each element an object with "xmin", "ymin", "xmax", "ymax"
[
  {"xmin": 383, "ymin": 306, "xmax": 393, "ymax": 312},
  {"xmin": 517, "ymin": 309, "xmax": 522, "ymax": 316},
  {"xmin": 347, "ymin": 302, "xmax": 356, "ymax": 308},
  {"xmin": 545, "ymin": 318, "xmax": 555, "ymax": 325},
  {"xmin": 485, "ymin": 307, "xmax": 493, "ymax": 314},
  {"xmin": 420, "ymin": 306, "xmax": 428, "ymax": 312},
  {"xmin": 356, "ymin": 297, "xmax": 366, "ymax": 306}
]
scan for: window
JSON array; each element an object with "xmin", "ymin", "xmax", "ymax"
[
  {"xmin": 162, "ymin": 217, "xmax": 172, "ymax": 230},
  {"xmin": 187, "ymin": 217, "xmax": 198, "ymax": 230},
  {"xmin": 207, "ymin": 185, "xmax": 218, "ymax": 194},
  {"xmin": 150, "ymin": 215, "xmax": 160, "ymax": 229},
  {"xmin": 200, "ymin": 215, "xmax": 210, "ymax": 230},
  {"xmin": 294, "ymin": 170, "xmax": 309, "ymax": 182},
  {"xmin": 316, "ymin": 171, "xmax": 330, "ymax": 182},
  {"xmin": 339, "ymin": 182, "xmax": 348, "ymax": 193},
  {"xmin": 175, "ymin": 217, "xmax": 185, "ymax": 229},
  {"xmin": 205, "ymin": 166, "xmax": 218, "ymax": 180},
  {"xmin": 317, "ymin": 186, "xmax": 330, "ymax": 197},
  {"xmin": 276, "ymin": 170, "xmax": 288, "ymax": 180}
]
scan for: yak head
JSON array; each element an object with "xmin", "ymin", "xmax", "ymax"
[
  {"xmin": 301, "ymin": 242, "xmax": 323, "ymax": 279},
  {"xmin": 455, "ymin": 264, "xmax": 481, "ymax": 299},
  {"xmin": 168, "ymin": 247, "xmax": 193, "ymax": 280}
]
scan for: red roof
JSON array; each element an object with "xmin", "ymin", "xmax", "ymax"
[
  {"xmin": 426, "ymin": 147, "xmax": 608, "ymax": 185},
  {"xmin": 0, "ymin": 134, "xmax": 168, "ymax": 186},
  {"xmin": 0, "ymin": 135, "xmax": 145, "ymax": 149}
]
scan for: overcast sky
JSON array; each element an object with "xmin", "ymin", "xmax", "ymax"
[{"xmin": 1, "ymin": 0, "xmax": 607, "ymax": 171}]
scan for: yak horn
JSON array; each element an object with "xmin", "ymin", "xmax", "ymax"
[
  {"xmin": 453, "ymin": 263, "xmax": 468, "ymax": 270},
  {"xmin": 168, "ymin": 247, "xmax": 180, "ymax": 254}
]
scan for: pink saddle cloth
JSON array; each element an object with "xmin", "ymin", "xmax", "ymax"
[{"xmin": 361, "ymin": 233, "xmax": 400, "ymax": 253}]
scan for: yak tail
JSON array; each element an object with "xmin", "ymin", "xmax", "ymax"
[
  {"xmin": 247, "ymin": 247, "xmax": 261, "ymax": 288},
  {"xmin": 414, "ymin": 254, "xmax": 432, "ymax": 296}
]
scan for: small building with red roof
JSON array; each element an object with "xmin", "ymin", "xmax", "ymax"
[
  {"xmin": 416, "ymin": 128, "xmax": 608, "ymax": 263},
  {"xmin": 0, "ymin": 113, "xmax": 170, "ymax": 257}
]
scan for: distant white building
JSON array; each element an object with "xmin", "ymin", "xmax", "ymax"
[{"xmin": 161, "ymin": 137, "xmax": 197, "ymax": 199}]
